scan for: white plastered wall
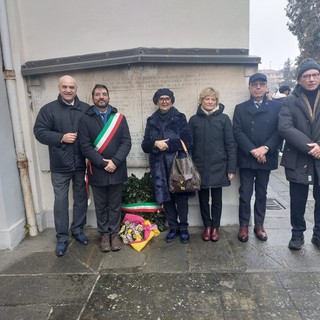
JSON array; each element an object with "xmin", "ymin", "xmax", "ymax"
[
  {"xmin": 1, "ymin": 0, "xmax": 254, "ymax": 242},
  {"xmin": 15, "ymin": 0, "xmax": 249, "ymax": 61}
]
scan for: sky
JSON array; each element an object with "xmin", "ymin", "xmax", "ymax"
[{"xmin": 250, "ymin": 0, "xmax": 300, "ymax": 70}]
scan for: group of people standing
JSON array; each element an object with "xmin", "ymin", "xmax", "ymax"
[
  {"xmin": 145, "ymin": 72, "xmax": 281, "ymax": 245},
  {"xmin": 34, "ymin": 57, "xmax": 320, "ymax": 256},
  {"xmin": 34, "ymin": 78, "xmax": 132, "ymax": 256}
]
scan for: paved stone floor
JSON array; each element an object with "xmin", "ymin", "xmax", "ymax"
[{"xmin": 1, "ymin": 166, "xmax": 320, "ymax": 320}]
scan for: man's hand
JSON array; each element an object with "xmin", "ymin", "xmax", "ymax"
[
  {"xmin": 307, "ymin": 143, "xmax": 320, "ymax": 159},
  {"xmin": 251, "ymin": 146, "xmax": 268, "ymax": 159},
  {"xmin": 257, "ymin": 155, "xmax": 266, "ymax": 164},
  {"xmin": 61, "ymin": 132, "xmax": 77, "ymax": 143},
  {"xmin": 103, "ymin": 159, "xmax": 117, "ymax": 172},
  {"xmin": 228, "ymin": 173, "xmax": 234, "ymax": 180}
]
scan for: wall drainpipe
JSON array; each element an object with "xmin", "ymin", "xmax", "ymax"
[{"xmin": 0, "ymin": 0, "xmax": 38, "ymax": 236}]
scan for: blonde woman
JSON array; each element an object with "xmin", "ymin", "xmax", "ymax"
[{"xmin": 189, "ymin": 87, "xmax": 236, "ymax": 241}]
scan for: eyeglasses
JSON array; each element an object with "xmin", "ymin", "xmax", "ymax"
[
  {"xmin": 302, "ymin": 73, "xmax": 320, "ymax": 80},
  {"xmin": 250, "ymin": 81, "xmax": 267, "ymax": 88},
  {"xmin": 94, "ymin": 92, "xmax": 108, "ymax": 97},
  {"xmin": 159, "ymin": 97, "xmax": 171, "ymax": 102}
]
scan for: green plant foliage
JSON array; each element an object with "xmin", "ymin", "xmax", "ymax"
[
  {"xmin": 122, "ymin": 172, "xmax": 155, "ymax": 204},
  {"xmin": 122, "ymin": 172, "xmax": 167, "ymax": 231},
  {"xmin": 286, "ymin": 0, "xmax": 320, "ymax": 65},
  {"xmin": 132, "ymin": 210, "xmax": 167, "ymax": 232},
  {"xmin": 279, "ymin": 58, "xmax": 296, "ymax": 88}
]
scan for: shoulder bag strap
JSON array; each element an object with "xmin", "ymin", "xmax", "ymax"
[{"xmin": 180, "ymin": 139, "xmax": 189, "ymax": 155}]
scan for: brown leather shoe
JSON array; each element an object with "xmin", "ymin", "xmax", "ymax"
[
  {"xmin": 254, "ymin": 225, "xmax": 268, "ymax": 241},
  {"xmin": 238, "ymin": 227, "xmax": 249, "ymax": 242},
  {"xmin": 202, "ymin": 227, "xmax": 211, "ymax": 241},
  {"xmin": 100, "ymin": 234, "xmax": 111, "ymax": 252},
  {"xmin": 111, "ymin": 233, "xmax": 122, "ymax": 251},
  {"xmin": 211, "ymin": 228, "xmax": 219, "ymax": 242}
]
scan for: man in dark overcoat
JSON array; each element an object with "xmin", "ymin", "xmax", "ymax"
[
  {"xmin": 78, "ymin": 84, "xmax": 131, "ymax": 252},
  {"xmin": 233, "ymin": 73, "xmax": 282, "ymax": 242},
  {"xmin": 34, "ymin": 75, "xmax": 90, "ymax": 256},
  {"xmin": 278, "ymin": 58, "xmax": 320, "ymax": 250}
]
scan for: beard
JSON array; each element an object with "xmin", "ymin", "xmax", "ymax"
[{"xmin": 95, "ymin": 100, "xmax": 108, "ymax": 109}]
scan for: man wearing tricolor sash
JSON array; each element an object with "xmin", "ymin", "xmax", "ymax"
[{"xmin": 79, "ymin": 84, "xmax": 131, "ymax": 252}]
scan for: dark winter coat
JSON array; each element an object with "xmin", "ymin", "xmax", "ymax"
[
  {"xmin": 78, "ymin": 105, "xmax": 132, "ymax": 186},
  {"xmin": 141, "ymin": 106, "xmax": 193, "ymax": 204},
  {"xmin": 33, "ymin": 95, "xmax": 89, "ymax": 173},
  {"xmin": 278, "ymin": 85, "xmax": 320, "ymax": 185},
  {"xmin": 189, "ymin": 104, "xmax": 237, "ymax": 188},
  {"xmin": 233, "ymin": 96, "xmax": 282, "ymax": 170}
]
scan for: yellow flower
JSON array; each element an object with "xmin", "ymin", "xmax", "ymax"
[{"xmin": 134, "ymin": 234, "xmax": 142, "ymax": 241}]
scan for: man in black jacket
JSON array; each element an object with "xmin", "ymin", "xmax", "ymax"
[
  {"xmin": 34, "ymin": 75, "xmax": 89, "ymax": 256},
  {"xmin": 233, "ymin": 73, "xmax": 282, "ymax": 243},
  {"xmin": 78, "ymin": 84, "xmax": 131, "ymax": 253},
  {"xmin": 278, "ymin": 58, "xmax": 320, "ymax": 250}
]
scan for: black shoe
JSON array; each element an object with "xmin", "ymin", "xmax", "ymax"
[
  {"xmin": 72, "ymin": 232, "xmax": 89, "ymax": 245},
  {"xmin": 55, "ymin": 241, "xmax": 68, "ymax": 257},
  {"xmin": 180, "ymin": 229, "xmax": 190, "ymax": 244},
  {"xmin": 166, "ymin": 229, "xmax": 178, "ymax": 243},
  {"xmin": 311, "ymin": 235, "xmax": 320, "ymax": 249},
  {"xmin": 288, "ymin": 235, "xmax": 304, "ymax": 250}
]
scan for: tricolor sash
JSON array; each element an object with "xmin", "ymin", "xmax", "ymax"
[
  {"xmin": 85, "ymin": 112, "xmax": 124, "ymax": 201},
  {"xmin": 94, "ymin": 112, "xmax": 124, "ymax": 153}
]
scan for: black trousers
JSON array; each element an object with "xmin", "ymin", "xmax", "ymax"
[
  {"xmin": 238, "ymin": 168, "xmax": 270, "ymax": 227},
  {"xmin": 198, "ymin": 187, "xmax": 222, "ymax": 228},
  {"xmin": 163, "ymin": 195, "xmax": 189, "ymax": 230},
  {"xmin": 290, "ymin": 171, "xmax": 320, "ymax": 237},
  {"xmin": 91, "ymin": 184, "xmax": 123, "ymax": 235},
  {"xmin": 51, "ymin": 171, "xmax": 87, "ymax": 242}
]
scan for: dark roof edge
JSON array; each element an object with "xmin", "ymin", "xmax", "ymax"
[{"xmin": 21, "ymin": 47, "xmax": 261, "ymax": 76}]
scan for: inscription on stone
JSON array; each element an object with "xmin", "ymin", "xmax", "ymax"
[{"xmin": 31, "ymin": 65, "xmax": 248, "ymax": 170}]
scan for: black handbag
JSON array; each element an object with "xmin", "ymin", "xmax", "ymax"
[{"xmin": 169, "ymin": 140, "xmax": 201, "ymax": 193}]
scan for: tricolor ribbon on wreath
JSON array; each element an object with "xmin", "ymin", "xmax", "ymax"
[{"xmin": 120, "ymin": 202, "xmax": 162, "ymax": 213}]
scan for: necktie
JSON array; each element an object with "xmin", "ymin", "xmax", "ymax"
[{"xmin": 100, "ymin": 113, "xmax": 106, "ymax": 124}]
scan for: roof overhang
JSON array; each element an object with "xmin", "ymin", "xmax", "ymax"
[{"xmin": 21, "ymin": 47, "xmax": 261, "ymax": 76}]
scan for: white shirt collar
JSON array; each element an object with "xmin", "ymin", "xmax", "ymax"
[{"xmin": 63, "ymin": 99, "xmax": 74, "ymax": 106}]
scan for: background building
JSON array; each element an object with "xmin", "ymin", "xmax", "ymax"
[
  {"xmin": 259, "ymin": 69, "xmax": 284, "ymax": 93},
  {"xmin": 0, "ymin": 0, "xmax": 260, "ymax": 249}
]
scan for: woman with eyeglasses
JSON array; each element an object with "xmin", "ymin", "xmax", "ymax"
[{"xmin": 141, "ymin": 88, "xmax": 194, "ymax": 244}]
